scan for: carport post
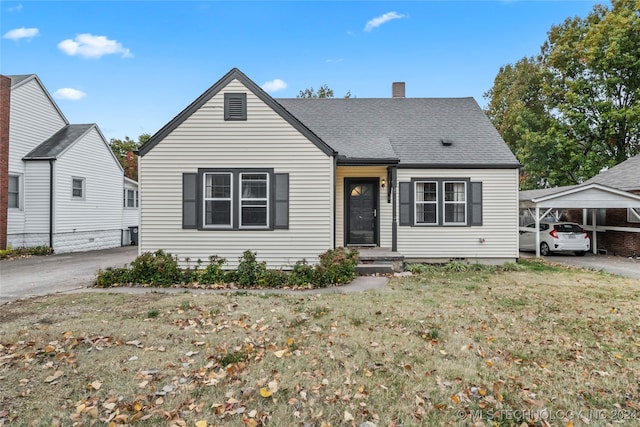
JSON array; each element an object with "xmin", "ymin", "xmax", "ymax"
[
  {"xmin": 535, "ymin": 206, "xmax": 540, "ymax": 257},
  {"xmin": 592, "ymin": 208, "xmax": 597, "ymax": 254}
]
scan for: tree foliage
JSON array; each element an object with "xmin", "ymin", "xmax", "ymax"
[
  {"xmin": 109, "ymin": 133, "xmax": 150, "ymax": 181},
  {"xmin": 297, "ymin": 84, "xmax": 352, "ymax": 99},
  {"xmin": 485, "ymin": 0, "xmax": 640, "ymax": 189}
]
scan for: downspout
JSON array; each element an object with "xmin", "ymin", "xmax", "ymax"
[
  {"xmin": 49, "ymin": 159, "xmax": 54, "ymax": 250},
  {"xmin": 332, "ymin": 155, "xmax": 337, "ymax": 249}
]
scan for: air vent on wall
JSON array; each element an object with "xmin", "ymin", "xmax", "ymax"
[{"xmin": 441, "ymin": 139, "xmax": 453, "ymax": 146}]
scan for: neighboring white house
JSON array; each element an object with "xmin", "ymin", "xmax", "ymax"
[
  {"xmin": 4, "ymin": 74, "xmax": 138, "ymax": 253},
  {"xmin": 138, "ymin": 68, "xmax": 520, "ymax": 268}
]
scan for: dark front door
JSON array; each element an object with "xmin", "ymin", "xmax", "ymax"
[{"xmin": 346, "ymin": 179, "xmax": 378, "ymax": 246}]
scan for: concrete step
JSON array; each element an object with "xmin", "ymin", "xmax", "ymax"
[{"xmin": 357, "ymin": 263, "xmax": 394, "ymax": 276}]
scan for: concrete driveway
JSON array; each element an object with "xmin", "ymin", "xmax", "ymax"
[
  {"xmin": 0, "ymin": 246, "xmax": 138, "ymax": 304},
  {"xmin": 520, "ymin": 251, "xmax": 640, "ymax": 280}
]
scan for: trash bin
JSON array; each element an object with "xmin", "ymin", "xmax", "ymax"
[{"xmin": 129, "ymin": 226, "xmax": 139, "ymax": 246}]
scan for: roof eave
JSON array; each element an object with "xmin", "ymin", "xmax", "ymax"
[
  {"xmin": 397, "ymin": 162, "xmax": 521, "ymax": 169},
  {"xmin": 337, "ymin": 157, "xmax": 400, "ymax": 166}
]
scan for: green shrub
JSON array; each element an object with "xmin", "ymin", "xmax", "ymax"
[
  {"xmin": 95, "ymin": 266, "xmax": 132, "ymax": 287},
  {"xmin": 406, "ymin": 263, "xmax": 438, "ymax": 274},
  {"xmin": 259, "ymin": 269, "xmax": 288, "ymax": 288},
  {"xmin": 443, "ymin": 261, "xmax": 469, "ymax": 272},
  {"xmin": 199, "ymin": 255, "xmax": 227, "ymax": 285},
  {"xmin": 129, "ymin": 250, "xmax": 183, "ymax": 287},
  {"xmin": 501, "ymin": 262, "xmax": 523, "ymax": 272},
  {"xmin": 314, "ymin": 247, "xmax": 359, "ymax": 286},
  {"xmin": 235, "ymin": 250, "xmax": 267, "ymax": 287},
  {"xmin": 0, "ymin": 245, "xmax": 53, "ymax": 260},
  {"xmin": 288, "ymin": 259, "xmax": 316, "ymax": 286}
]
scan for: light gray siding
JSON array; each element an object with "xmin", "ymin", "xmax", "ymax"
[
  {"xmin": 7, "ymin": 78, "xmax": 66, "ymax": 236},
  {"xmin": 140, "ymin": 79, "xmax": 334, "ymax": 268},
  {"xmin": 396, "ymin": 168, "xmax": 519, "ymax": 261},
  {"xmin": 336, "ymin": 166, "xmax": 392, "ymax": 248},
  {"xmin": 54, "ymin": 127, "xmax": 123, "ymax": 235}
]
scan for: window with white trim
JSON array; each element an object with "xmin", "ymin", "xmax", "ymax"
[
  {"xmin": 628, "ymin": 208, "xmax": 640, "ymax": 223},
  {"xmin": 443, "ymin": 181, "xmax": 467, "ymax": 224},
  {"xmin": 240, "ymin": 173, "xmax": 269, "ymax": 227},
  {"xmin": 203, "ymin": 173, "xmax": 232, "ymax": 227},
  {"xmin": 414, "ymin": 181, "xmax": 437, "ymax": 224},
  {"xmin": 124, "ymin": 189, "xmax": 138, "ymax": 208},
  {"xmin": 8, "ymin": 175, "xmax": 20, "ymax": 209},
  {"xmin": 72, "ymin": 177, "xmax": 85, "ymax": 199}
]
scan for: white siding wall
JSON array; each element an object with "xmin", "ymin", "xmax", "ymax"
[
  {"xmin": 122, "ymin": 181, "xmax": 139, "ymax": 228},
  {"xmin": 396, "ymin": 168, "xmax": 519, "ymax": 262},
  {"xmin": 7, "ymin": 77, "xmax": 66, "ymax": 237},
  {"xmin": 336, "ymin": 166, "xmax": 392, "ymax": 248},
  {"xmin": 53, "ymin": 127, "xmax": 124, "ymax": 252},
  {"xmin": 140, "ymin": 79, "xmax": 334, "ymax": 268}
]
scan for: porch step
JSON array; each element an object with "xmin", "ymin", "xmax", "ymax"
[
  {"xmin": 357, "ymin": 263, "xmax": 394, "ymax": 276},
  {"xmin": 353, "ymin": 247, "xmax": 405, "ymax": 273}
]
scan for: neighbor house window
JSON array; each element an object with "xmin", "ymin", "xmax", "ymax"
[
  {"xmin": 203, "ymin": 172, "xmax": 232, "ymax": 227},
  {"xmin": 628, "ymin": 208, "xmax": 640, "ymax": 223},
  {"xmin": 414, "ymin": 181, "xmax": 437, "ymax": 224},
  {"xmin": 443, "ymin": 181, "xmax": 467, "ymax": 224},
  {"xmin": 72, "ymin": 177, "xmax": 85, "ymax": 199},
  {"xmin": 8, "ymin": 175, "xmax": 20, "ymax": 209},
  {"xmin": 240, "ymin": 173, "xmax": 269, "ymax": 227},
  {"xmin": 124, "ymin": 189, "xmax": 137, "ymax": 208}
]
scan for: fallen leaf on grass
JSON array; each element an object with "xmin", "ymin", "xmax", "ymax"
[
  {"xmin": 44, "ymin": 370, "xmax": 64, "ymax": 383},
  {"xmin": 259, "ymin": 387, "xmax": 273, "ymax": 398},
  {"xmin": 344, "ymin": 411, "xmax": 354, "ymax": 421},
  {"xmin": 88, "ymin": 380, "xmax": 102, "ymax": 390},
  {"xmin": 273, "ymin": 349, "xmax": 287, "ymax": 358},
  {"xmin": 195, "ymin": 420, "xmax": 208, "ymax": 427}
]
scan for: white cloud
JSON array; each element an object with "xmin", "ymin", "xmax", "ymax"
[
  {"xmin": 364, "ymin": 11, "xmax": 405, "ymax": 32},
  {"xmin": 3, "ymin": 27, "xmax": 38, "ymax": 40},
  {"xmin": 58, "ymin": 33, "xmax": 133, "ymax": 59},
  {"xmin": 53, "ymin": 88, "xmax": 86, "ymax": 101},
  {"xmin": 7, "ymin": 4, "xmax": 23, "ymax": 12},
  {"xmin": 261, "ymin": 78, "xmax": 287, "ymax": 92}
]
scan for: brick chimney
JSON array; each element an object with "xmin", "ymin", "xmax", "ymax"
[
  {"xmin": 392, "ymin": 82, "xmax": 405, "ymax": 98},
  {"xmin": 0, "ymin": 75, "xmax": 10, "ymax": 250}
]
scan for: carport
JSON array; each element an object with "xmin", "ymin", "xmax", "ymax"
[{"xmin": 519, "ymin": 183, "xmax": 640, "ymax": 257}]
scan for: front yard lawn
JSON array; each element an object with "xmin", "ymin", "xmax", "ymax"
[{"xmin": 1, "ymin": 260, "xmax": 639, "ymax": 426}]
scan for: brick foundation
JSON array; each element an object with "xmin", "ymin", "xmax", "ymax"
[{"xmin": 0, "ymin": 75, "xmax": 10, "ymax": 250}]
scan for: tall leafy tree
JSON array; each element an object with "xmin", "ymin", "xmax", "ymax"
[
  {"xmin": 109, "ymin": 133, "xmax": 149, "ymax": 181},
  {"xmin": 485, "ymin": 0, "xmax": 640, "ymax": 189},
  {"xmin": 297, "ymin": 85, "xmax": 352, "ymax": 98}
]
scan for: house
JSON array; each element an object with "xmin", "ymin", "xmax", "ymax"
[
  {"xmin": 0, "ymin": 73, "xmax": 138, "ymax": 253},
  {"xmin": 137, "ymin": 68, "xmax": 520, "ymax": 268},
  {"xmin": 567, "ymin": 155, "xmax": 640, "ymax": 256}
]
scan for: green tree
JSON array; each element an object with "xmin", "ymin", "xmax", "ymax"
[
  {"xmin": 297, "ymin": 84, "xmax": 352, "ymax": 98},
  {"xmin": 485, "ymin": 0, "xmax": 640, "ymax": 189},
  {"xmin": 109, "ymin": 133, "xmax": 150, "ymax": 181}
]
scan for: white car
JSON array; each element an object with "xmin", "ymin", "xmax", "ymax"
[{"xmin": 519, "ymin": 221, "xmax": 590, "ymax": 256}]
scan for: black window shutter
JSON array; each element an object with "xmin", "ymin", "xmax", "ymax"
[
  {"xmin": 399, "ymin": 182, "xmax": 411, "ymax": 226},
  {"xmin": 183, "ymin": 173, "xmax": 198, "ymax": 229},
  {"xmin": 224, "ymin": 93, "xmax": 247, "ymax": 121},
  {"xmin": 274, "ymin": 173, "xmax": 289, "ymax": 229},
  {"xmin": 469, "ymin": 181, "xmax": 483, "ymax": 226}
]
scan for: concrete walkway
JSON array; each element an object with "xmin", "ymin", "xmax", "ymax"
[{"xmin": 520, "ymin": 251, "xmax": 640, "ymax": 280}]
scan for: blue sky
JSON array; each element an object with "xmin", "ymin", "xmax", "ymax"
[{"xmin": 2, "ymin": 1, "xmax": 599, "ymax": 141}]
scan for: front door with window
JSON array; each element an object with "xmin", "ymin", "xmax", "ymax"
[{"xmin": 346, "ymin": 179, "xmax": 378, "ymax": 246}]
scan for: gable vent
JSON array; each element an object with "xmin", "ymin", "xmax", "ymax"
[
  {"xmin": 224, "ymin": 93, "xmax": 247, "ymax": 121},
  {"xmin": 441, "ymin": 139, "xmax": 453, "ymax": 146}
]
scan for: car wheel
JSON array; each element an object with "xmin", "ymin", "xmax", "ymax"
[
  {"xmin": 540, "ymin": 242, "xmax": 550, "ymax": 256},
  {"xmin": 575, "ymin": 251, "xmax": 586, "ymax": 257}
]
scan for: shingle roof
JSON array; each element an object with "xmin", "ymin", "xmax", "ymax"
[
  {"xmin": 8, "ymin": 74, "xmax": 34, "ymax": 87},
  {"xmin": 277, "ymin": 97, "xmax": 519, "ymax": 167},
  {"xmin": 23, "ymin": 124, "xmax": 94, "ymax": 160},
  {"xmin": 585, "ymin": 155, "xmax": 640, "ymax": 191}
]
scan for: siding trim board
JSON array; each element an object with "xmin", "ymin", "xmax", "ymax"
[{"xmin": 138, "ymin": 68, "xmax": 336, "ymax": 157}]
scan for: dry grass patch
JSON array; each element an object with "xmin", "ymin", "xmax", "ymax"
[{"xmin": 1, "ymin": 260, "xmax": 640, "ymax": 426}]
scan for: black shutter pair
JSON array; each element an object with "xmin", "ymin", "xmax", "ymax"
[
  {"xmin": 398, "ymin": 181, "xmax": 483, "ymax": 226},
  {"xmin": 182, "ymin": 173, "xmax": 289, "ymax": 229}
]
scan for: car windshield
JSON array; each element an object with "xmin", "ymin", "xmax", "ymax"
[{"xmin": 553, "ymin": 224, "xmax": 583, "ymax": 233}]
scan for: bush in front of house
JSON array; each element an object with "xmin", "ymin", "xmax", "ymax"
[{"xmin": 94, "ymin": 247, "xmax": 360, "ymax": 288}]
